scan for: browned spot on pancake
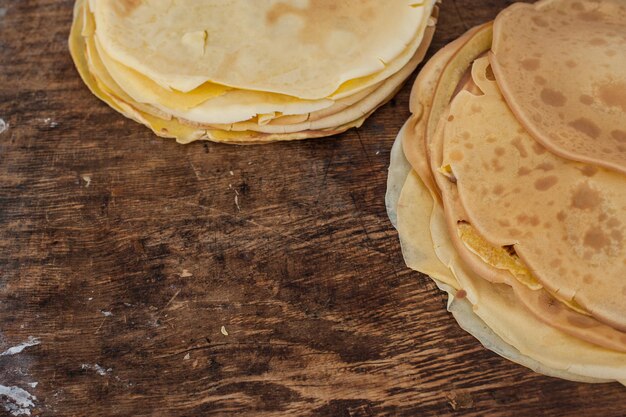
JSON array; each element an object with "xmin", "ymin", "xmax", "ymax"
[
  {"xmin": 529, "ymin": 216, "xmax": 540, "ymax": 226},
  {"xmin": 606, "ymin": 49, "xmax": 617, "ymax": 57},
  {"xmin": 113, "ymin": 0, "xmax": 141, "ymax": 17},
  {"xmin": 610, "ymin": 229, "xmax": 623, "ymax": 245},
  {"xmin": 509, "ymin": 228, "xmax": 522, "ymax": 237},
  {"xmin": 456, "ymin": 289, "xmax": 467, "ymax": 299},
  {"xmin": 583, "ymin": 274, "xmax": 594, "ymax": 284},
  {"xmin": 539, "ymin": 292, "xmax": 562, "ymax": 314},
  {"xmin": 580, "ymin": 165, "xmax": 598, "ymax": 177},
  {"xmin": 532, "ymin": 16, "xmax": 549, "ymax": 27},
  {"xmin": 556, "ymin": 211, "xmax": 567, "ymax": 221},
  {"xmin": 517, "ymin": 214, "xmax": 529, "ymax": 224},
  {"xmin": 611, "ymin": 130, "xmax": 626, "ymax": 142},
  {"xmin": 491, "ymin": 159, "xmax": 504, "ymax": 172},
  {"xmin": 566, "ymin": 314, "xmax": 597, "ymax": 329},
  {"xmin": 536, "ymin": 162, "xmax": 554, "ymax": 171},
  {"xmin": 544, "ymin": 222, "xmax": 552, "ymax": 229},
  {"xmin": 584, "ymin": 228, "xmax": 610, "ymax": 251},
  {"xmin": 450, "ymin": 151, "xmax": 464, "ymax": 162},
  {"xmin": 598, "ymin": 213, "xmax": 608, "ymax": 222},
  {"xmin": 532, "ymin": 142, "xmax": 547, "ymax": 155},
  {"xmin": 266, "ymin": 0, "xmax": 351, "ymax": 44},
  {"xmin": 569, "ymin": 118, "xmax": 601, "ymax": 139},
  {"xmin": 493, "ymin": 185, "xmax": 505, "ymax": 195},
  {"xmin": 571, "ymin": 2, "xmax": 584, "ymax": 11},
  {"xmin": 494, "ymin": 147, "xmax": 505, "ymax": 157},
  {"xmin": 486, "ymin": 137, "xmax": 497, "ymax": 144},
  {"xmin": 471, "ymin": 104, "xmax": 482, "ymax": 114},
  {"xmin": 597, "ymin": 81, "xmax": 626, "ymax": 112},
  {"xmin": 464, "ymin": 143, "xmax": 474, "ymax": 149},
  {"xmin": 589, "ymin": 37, "xmax": 608, "ymax": 46},
  {"xmin": 511, "ymin": 137, "xmax": 528, "ymax": 158},
  {"xmin": 448, "ymin": 115, "xmax": 455, "ymax": 122},
  {"xmin": 518, "ymin": 167, "xmax": 531, "ymax": 176},
  {"xmin": 535, "ymin": 176, "xmax": 558, "ymax": 191},
  {"xmin": 571, "ymin": 183, "xmax": 602, "ymax": 210},
  {"xmin": 608, "ymin": 218, "xmax": 621, "ymax": 229},
  {"xmin": 565, "ymin": 59, "xmax": 578, "ymax": 68},
  {"xmin": 498, "ymin": 219, "xmax": 511, "ymax": 227},
  {"xmin": 540, "ymin": 88, "xmax": 567, "ymax": 107},
  {"xmin": 521, "ymin": 58, "xmax": 540, "ymax": 71},
  {"xmin": 579, "ymin": 10, "xmax": 604, "ymax": 21},
  {"xmin": 550, "ymin": 259, "xmax": 562, "ymax": 268},
  {"xmin": 461, "ymin": 132, "xmax": 471, "ymax": 140},
  {"xmin": 579, "ymin": 94, "xmax": 594, "ymax": 105},
  {"xmin": 535, "ymin": 75, "xmax": 547, "ymax": 85}
]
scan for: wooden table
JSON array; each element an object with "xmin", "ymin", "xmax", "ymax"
[{"xmin": 0, "ymin": 1, "xmax": 624, "ymax": 416}]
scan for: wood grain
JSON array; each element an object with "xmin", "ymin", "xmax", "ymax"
[{"xmin": 0, "ymin": 1, "xmax": 624, "ymax": 416}]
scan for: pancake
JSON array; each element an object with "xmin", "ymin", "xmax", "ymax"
[
  {"xmin": 387, "ymin": 127, "xmax": 625, "ymax": 383},
  {"xmin": 387, "ymin": 0, "xmax": 626, "ymax": 384},
  {"xmin": 440, "ymin": 67, "xmax": 626, "ymax": 330},
  {"xmin": 92, "ymin": 0, "xmax": 435, "ymax": 98},
  {"xmin": 491, "ymin": 0, "xmax": 626, "ymax": 174},
  {"xmin": 71, "ymin": 0, "xmax": 438, "ymax": 144}
]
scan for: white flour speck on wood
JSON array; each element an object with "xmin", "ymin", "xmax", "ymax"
[
  {"xmin": 228, "ymin": 184, "xmax": 241, "ymax": 211},
  {"xmin": 38, "ymin": 117, "xmax": 58, "ymax": 128},
  {"xmin": 81, "ymin": 364, "xmax": 110, "ymax": 376},
  {"xmin": 0, "ymin": 385, "xmax": 36, "ymax": 416},
  {"xmin": 100, "ymin": 310, "xmax": 113, "ymax": 317},
  {"xmin": 0, "ymin": 337, "xmax": 41, "ymax": 356},
  {"xmin": 0, "ymin": 119, "xmax": 8, "ymax": 134}
]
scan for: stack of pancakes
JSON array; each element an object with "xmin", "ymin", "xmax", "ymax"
[
  {"xmin": 387, "ymin": 0, "xmax": 626, "ymax": 384},
  {"xmin": 70, "ymin": 0, "xmax": 438, "ymax": 144}
]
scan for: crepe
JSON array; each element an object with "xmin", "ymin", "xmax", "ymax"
[
  {"xmin": 70, "ymin": 0, "xmax": 438, "ymax": 144},
  {"xmin": 387, "ymin": 0, "xmax": 626, "ymax": 385},
  {"xmin": 490, "ymin": 0, "xmax": 626, "ymax": 174},
  {"xmin": 440, "ymin": 65, "xmax": 626, "ymax": 331},
  {"xmin": 91, "ymin": 0, "xmax": 433, "ymax": 98},
  {"xmin": 386, "ymin": 127, "xmax": 621, "ymax": 384}
]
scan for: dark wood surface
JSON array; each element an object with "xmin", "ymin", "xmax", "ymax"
[{"xmin": 0, "ymin": 1, "xmax": 624, "ymax": 416}]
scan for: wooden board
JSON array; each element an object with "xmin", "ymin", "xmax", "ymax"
[{"xmin": 0, "ymin": 1, "xmax": 624, "ymax": 416}]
